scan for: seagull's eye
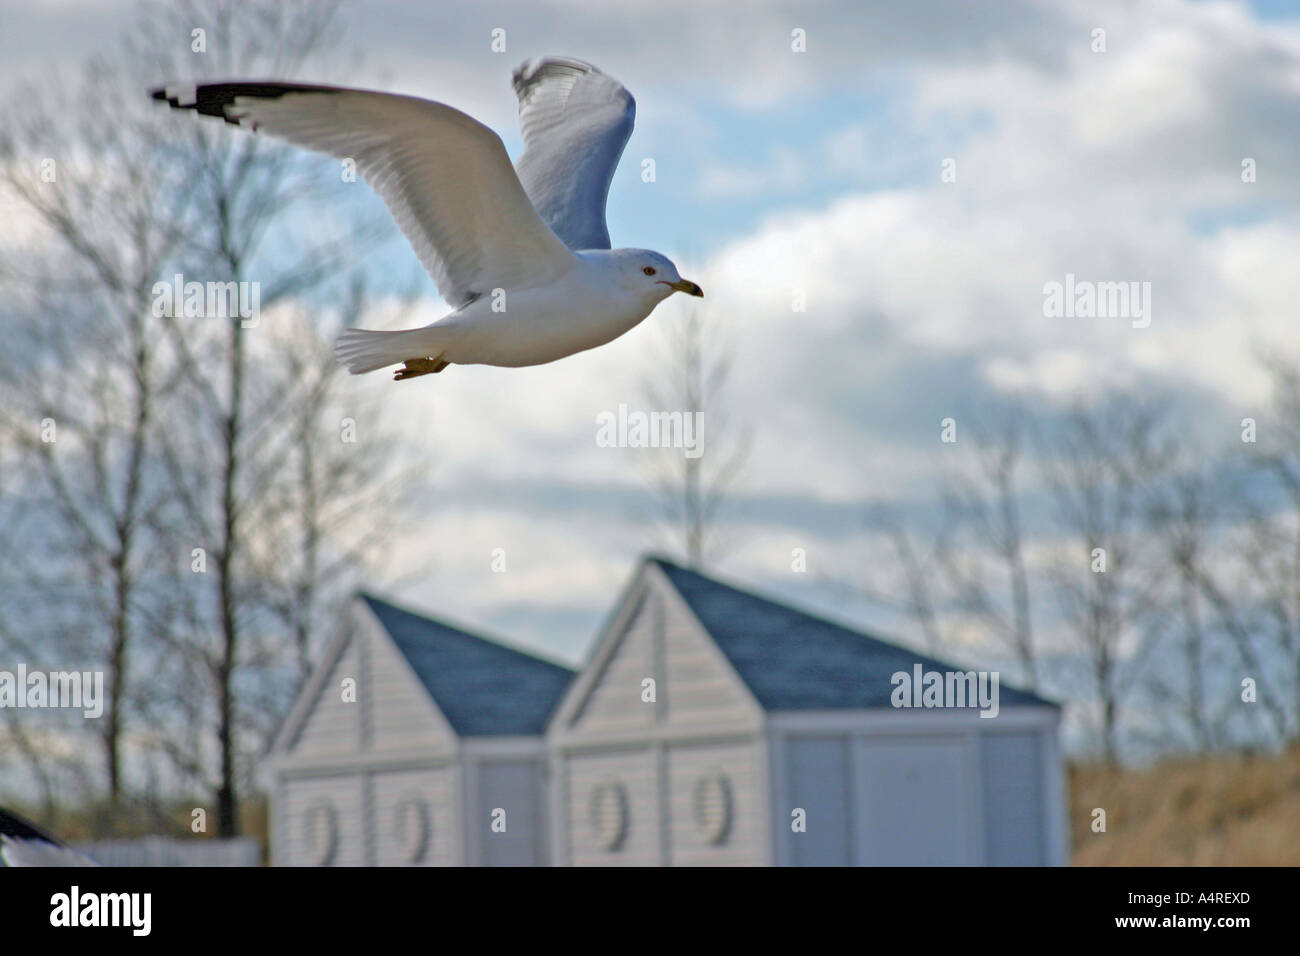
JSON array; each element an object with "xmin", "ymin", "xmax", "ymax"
[{"xmin": 643, "ymin": 266, "xmax": 656, "ymax": 276}]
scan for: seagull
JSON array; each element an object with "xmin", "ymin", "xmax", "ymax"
[{"xmin": 151, "ymin": 57, "xmax": 703, "ymax": 381}]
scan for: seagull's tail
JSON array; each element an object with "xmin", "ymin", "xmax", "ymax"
[{"xmin": 334, "ymin": 326, "xmax": 454, "ymax": 375}]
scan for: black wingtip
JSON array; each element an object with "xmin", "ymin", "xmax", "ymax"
[{"xmin": 150, "ymin": 81, "xmax": 344, "ymax": 127}]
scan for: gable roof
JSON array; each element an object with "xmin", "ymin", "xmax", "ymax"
[
  {"xmin": 650, "ymin": 557, "xmax": 1055, "ymax": 711},
  {"xmin": 361, "ymin": 594, "xmax": 574, "ymax": 736}
]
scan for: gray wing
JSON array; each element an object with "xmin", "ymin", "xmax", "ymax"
[{"xmin": 512, "ymin": 57, "xmax": 635, "ymax": 251}]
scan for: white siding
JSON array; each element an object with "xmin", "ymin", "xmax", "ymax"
[
  {"xmin": 551, "ymin": 568, "xmax": 769, "ymax": 866},
  {"xmin": 570, "ymin": 595, "xmax": 657, "ymax": 734},
  {"xmin": 661, "ymin": 593, "xmax": 758, "ymax": 729},
  {"xmin": 281, "ymin": 605, "xmax": 456, "ymax": 766},
  {"xmin": 280, "ymin": 775, "xmax": 365, "ymax": 866},
  {"xmin": 666, "ymin": 740, "xmax": 765, "ymax": 866},
  {"xmin": 290, "ymin": 636, "xmax": 362, "ymax": 760},
  {"xmin": 563, "ymin": 748, "xmax": 659, "ymax": 866},
  {"xmin": 567, "ymin": 578, "xmax": 759, "ymax": 738},
  {"xmin": 365, "ymin": 620, "xmax": 457, "ymax": 755},
  {"xmin": 372, "ymin": 766, "xmax": 461, "ymax": 866},
  {"xmin": 275, "ymin": 604, "xmax": 465, "ymax": 866}
]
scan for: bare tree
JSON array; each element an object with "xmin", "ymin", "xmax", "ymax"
[
  {"xmin": 936, "ymin": 415, "xmax": 1039, "ymax": 689},
  {"xmin": 860, "ymin": 503, "xmax": 949, "ymax": 655},
  {"xmin": 0, "ymin": 0, "xmax": 408, "ymax": 836},
  {"xmin": 1190, "ymin": 357, "xmax": 1300, "ymax": 743},
  {"xmin": 0, "ymin": 36, "xmax": 196, "ymax": 810},
  {"xmin": 855, "ymin": 382, "xmax": 1300, "ymax": 761},
  {"xmin": 256, "ymin": 290, "xmax": 417, "ymax": 686},
  {"xmin": 1037, "ymin": 398, "xmax": 1175, "ymax": 763},
  {"xmin": 1143, "ymin": 461, "xmax": 1236, "ymax": 751},
  {"xmin": 639, "ymin": 300, "xmax": 749, "ymax": 567},
  {"xmin": 137, "ymin": 0, "xmax": 402, "ymax": 836}
]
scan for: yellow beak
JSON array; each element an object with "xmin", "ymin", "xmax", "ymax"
[{"xmin": 667, "ymin": 278, "xmax": 704, "ymax": 297}]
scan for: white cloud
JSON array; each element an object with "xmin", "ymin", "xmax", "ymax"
[
  {"xmin": 698, "ymin": 146, "xmax": 808, "ymax": 198},
  {"xmin": 9, "ymin": 0, "xmax": 1300, "ymax": 669}
]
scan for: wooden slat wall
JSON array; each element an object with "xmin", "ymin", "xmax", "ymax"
[
  {"xmin": 365, "ymin": 621, "xmax": 456, "ymax": 755},
  {"xmin": 564, "ymin": 748, "xmax": 659, "ymax": 866},
  {"xmin": 560, "ymin": 575, "xmax": 766, "ymax": 865},
  {"xmin": 662, "ymin": 610, "xmax": 755, "ymax": 727},
  {"xmin": 290, "ymin": 637, "xmax": 362, "ymax": 760},
  {"xmin": 571, "ymin": 597, "xmax": 657, "ymax": 734},
  {"xmin": 276, "ymin": 609, "xmax": 462, "ymax": 865},
  {"xmin": 280, "ymin": 774, "xmax": 365, "ymax": 866},
  {"xmin": 571, "ymin": 581, "xmax": 758, "ymax": 735},
  {"xmin": 666, "ymin": 740, "xmax": 764, "ymax": 866},
  {"xmin": 371, "ymin": 766, "xmax": 461, "ymax": 866}
]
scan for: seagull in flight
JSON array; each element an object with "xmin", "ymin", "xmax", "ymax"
[{"xmin": 152, "ymin": 57, "xmax": 703, "ymax": 381}]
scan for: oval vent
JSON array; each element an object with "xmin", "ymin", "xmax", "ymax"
[
  {"xmin": 394, "ymin": 796, "xmax": 431, "ymax": 864},
  {"xmin": 303, "ymin": 801, "xmax": 338, "ymax": 866},
  {"xmin": 693, "ymin": 772, "xmax": 733, "ymax": 845},
  {"xmin": 589, "ymin": 780, "xmax": 629, "ymax": 851}
]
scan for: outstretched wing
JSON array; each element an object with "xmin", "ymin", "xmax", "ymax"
[
  {"xmin": 151, "ymin": 82, "xmax": 576, "ymax": 308},
  {"xmin": 512, "ymin": 58, "xmax": 635, "ymax": 251}
]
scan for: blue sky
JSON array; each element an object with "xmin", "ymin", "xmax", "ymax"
[{"xmin": 4, "ymin": 0, "xmax": 1300, "ymax": 752}]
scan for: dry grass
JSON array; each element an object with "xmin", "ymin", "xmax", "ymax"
[
  {"xmin": 8, "ymin": 794, "xmax": 268, "ymax": 856},
  {"xmin": 1070, "ymin": 744, "xmax": 1300, "ymax": 865}
]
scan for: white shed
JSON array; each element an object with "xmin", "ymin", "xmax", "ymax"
[
  {"xmin": 270, "ymin": 594, "xmax": 572, "ymax": 866},
  {"xmin": 548, "ymin": 557, "xmax": 1067, "ymax": 866},
  {"xmin": 269, "ymin": 559, "xmax": 1066, "ymax": 866}
]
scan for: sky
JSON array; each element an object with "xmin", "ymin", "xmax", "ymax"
[{"xmin": 4, "ymin": 0, "xmax": 1300, "ymax": 703}]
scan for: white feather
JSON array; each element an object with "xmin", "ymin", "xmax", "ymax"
[
  {"xmin": 216, "ymin": 86, "xmax": 577, "ymax": 309},
  {"xmin": 512, "ymin": 57, "xmax": 636, "ymax": 252},
  {"xmin": 334, "ymin": 325, "xmax": 455, "ymax": 375}
]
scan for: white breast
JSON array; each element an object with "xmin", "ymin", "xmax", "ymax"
[{"xmin": 442, "ymin": 259, "xmax": 660, "ymax": 368}]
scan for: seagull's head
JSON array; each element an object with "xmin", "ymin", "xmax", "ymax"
[{"xmin": 618, "ymin": 250, "xmax": 703, "ymax": 302}]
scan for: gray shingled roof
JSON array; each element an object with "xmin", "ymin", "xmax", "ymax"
[
  {"xmin": 361, "ymin": 594, "xmax": 574, "ymax": 736},
  {"xmin": 651, "ymin": 557, "xmax": 1055, "ymax": 711}
]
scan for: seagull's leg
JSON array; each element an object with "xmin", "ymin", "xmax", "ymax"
[{"xmin": 394, "ymin": 354, "xmax": 449, "ymax": 381}]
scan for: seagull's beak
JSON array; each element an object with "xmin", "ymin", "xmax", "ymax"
[{"xmin": 667, "ymin": 278, "xmax": 704, "ymax": 297}]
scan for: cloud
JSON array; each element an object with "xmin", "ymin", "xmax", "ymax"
[
  {"xmin": 698, "ymin": 145, "xmax": 808, "ymax": 198},
  {"xmin": 7, "ymin": 0, "xmax": 1300, "ymax": 674},
  {"xmin": 353, "ymin": 0, "xmax": 1300, "ymax": 662}
]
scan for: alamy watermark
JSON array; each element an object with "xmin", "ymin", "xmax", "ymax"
[
  {"xmin": 891, "ymin": 664, "xmax": 1000, "ymax": 718},
  {"xmin": 596, "ymin": 403, "xmax": 703, "ymax": 459},
  {"xmin": 50, "ymin": 886, "xmax": 151, "ymax": 936},
  {"xmin": 152, "ymin": 273, "xmax": 261, "ymax": 328},
  {"xmin": 0, "ymin": 665, "xmax": 103, "ymax": 718},
  {"xmin": 1043, "ymin": 273, "xmax": 1151, "ymax": 328}
]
